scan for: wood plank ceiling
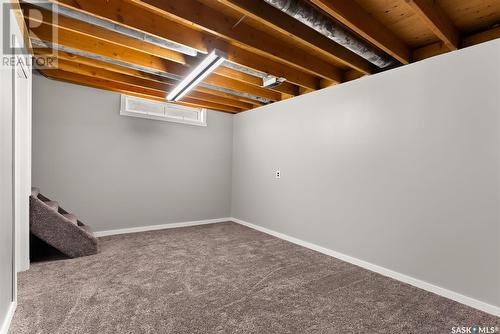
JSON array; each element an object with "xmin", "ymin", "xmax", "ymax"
[{"xmin": 19, "ymin": 0, "xmax": 500, "ymax": 113}]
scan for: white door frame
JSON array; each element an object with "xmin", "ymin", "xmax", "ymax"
[{"xmin": 12, "ymin": 22, "xmax": 31, "ymax": 275}]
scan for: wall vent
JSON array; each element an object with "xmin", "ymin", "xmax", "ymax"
[{"xmin": 120, "ymin": 95, "xmax": 207, "ymax": 126}]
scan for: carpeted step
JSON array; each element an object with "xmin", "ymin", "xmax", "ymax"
[
  {"xmin": 31, "ymin": 187, "xmax": 40, "ymax": 198},
  {"xmin": 62, "ymin": 213, "xmax": 78, "ymax": 225},
  {"xmin": 79, "ymin": 224, "xmax": 93, "ymax": 234},
  {"xmin": 44, "ymin": 201, "xmax": 59, "ymax": 212},
  {"xmin": 30, "ymin": 195, "xmax": 99, "ymax": 258}
]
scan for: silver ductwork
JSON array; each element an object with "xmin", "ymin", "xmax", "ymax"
[{"xmin": 263, "ymin": 0, "xmax": 395, "ymax": 68}]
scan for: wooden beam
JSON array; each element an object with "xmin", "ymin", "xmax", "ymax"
[
  {"xmin": 188, "ymin": 91, "xmax": 253, "ymax": 110},
  {"xmin": 309, "ymin": 0, "xmax": 410, "ymax": 65},
  {"xmin": 412, "ymin": 26, "xmax": 500, "ymax": 61},
  {"xmin": 27, "ymin": 3, "xmax": 296, "ymax": 99},
  {"xmin": 180, "ymin": 97, "xmax": 244, "ymax": 114},
  {"xmin": 36, "ymin": 48, "xmax": 176, "ymax": 83},
  {"xmin": 124, "ymin": 0, "xmax": 324, "ymax": 87},
  {"xmin": 214, "ymin": 66, "xmax": 262, "ymax": 87},
  {"xmin": 26, "ymin": 18, "xmax": 281, "ymax": 101},
  {"xmin": 270, "ymin": 82, "xmax": 300, "ymax": 97},
  {"xmin": 50, "ymin": 0, "xmax": 207, "ymax": 53},
  {"xmin": 343, "ymin": 69, "xmax": 367, "ymax": 82},
  {"xmin": 319, "ymin": 79, "xmax": 336, "ymax": 89},
  {"xmin": 22, "ymin": 3, "xmax": 187, "ymax": 64},
  {"xmin": 404, "ymin": 0, "xmax": 460, "ymax": 51},
  {"xmin": 412, "ymin": 41, "xmax": 448, "ymax": 61},
  {"xmin": 27, "ymin": 20, "xmax": 174, "ymax": 73},
  {"xmin": 132, "ymin": 0, "xmax": 342, "ymax": 83},
  {"xmin": 24, "ymin": 4, "xmax": 285, "ymax": 98},
  {"xmin": 202, "ymin": 74, "xmax": 279, "ymax": 102},
  {"xmin": 37, "ymin": 51, "xmax": 256, "ymax": 109},
  {"xmin": 206, "ymin": 64, "xmax": 299, "ymax": 97},
  {"xmin": 217, "ymin": 0, "xmax": 372, "ymax": 74},
  {"xmin": 299, "ymin": 87, "xmax": 314, "ymax": 95},
  {"xmin": 462, "ymin": 26, "xmax": 500, "ymax": 47},
  {"xmin": 36, "ymin": 48, "xmax": 264, "ymax": 107},
  {"xmin": 54, "ymin": 57, "xmax": 170, "ymax": 91},
  {"xmin": 41, "ymin": 69, "xmax": 243, "ymax": 113},
  {"xmin": 42, "ymin": 69, "xmax": 167, "ymax": 99},
  {"xmin": 45, "ymin": 59, "xmax": 249, "ymax": 112},
  {"xmin": 40, "ymin": 69, "xmax": 172, "ymax": 104},
  {"xmin": 50, "ymin": 0, "xmax": 320, "ymax": 90},
  {"xmin": 214, "ymin": 43, "xmax": 319, "ymax": 89}
]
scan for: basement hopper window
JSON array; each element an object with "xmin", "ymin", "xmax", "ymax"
[{"xmin": 120, "ymin": 94, "xmax": 207, "ymax": 127}]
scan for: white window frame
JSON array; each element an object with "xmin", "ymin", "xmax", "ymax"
[{"xmin": 120, "ymin": 95, "xmax": 207, "ymax": 127}]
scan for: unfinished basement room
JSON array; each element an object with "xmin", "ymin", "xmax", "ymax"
[{"xmin": 1, "ymin": 0, "xmax": 499, "ymax": 333}]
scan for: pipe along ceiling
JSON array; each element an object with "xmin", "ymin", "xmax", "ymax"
[{"xmin": 263, "ymin": 0, "xmax": 396, "ymax": 68}]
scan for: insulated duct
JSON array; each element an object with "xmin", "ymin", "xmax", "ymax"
[{"xmin": 262, "ymin": 0, "xmax": 395, "ymax": 68}]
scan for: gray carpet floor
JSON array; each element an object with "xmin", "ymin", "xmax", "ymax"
[{"xmin": 10, "ymin": 222, "xmax": 499, "ymax": 333}]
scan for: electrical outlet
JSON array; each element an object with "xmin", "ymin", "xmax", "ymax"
[{"xmin": 275, "ymin": 170, "xmax": 281, "ymax": 179}]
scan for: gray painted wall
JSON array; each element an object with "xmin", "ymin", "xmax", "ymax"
[
  {"xmin": 232, "ymin": 40, "xmax": 500, "ymax": 307},
  {"xmin": 32, "ymin": 40, "xmax": 500, "ymax": 309},
  {"xmin": 32, "ymin": 74, "xmax": 233, "ymax": 232}
]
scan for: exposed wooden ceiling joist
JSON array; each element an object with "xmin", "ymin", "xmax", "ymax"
[
  {"xmin": 215, "ymin": 45, "xmax": 320, "ymax": 89},
  {"xmin": 52, "ymin": 57, "xmax": 255, "ymax": 111},
  {"xmin": 49, "ymin": 0, "xmax": 208, "ymax": 53},
  {"xmin": 49, "ymin": 0, "xmax": 322, "ymax": 90},
  {"xmin": 309, "ymin": 0, "xmax": 411, "ymax": 65},
  {"xmin": 461, "ymin": 26, "xmax": 500, "ymax": 48},
  {"xmin": 193, "ymin": 0, "xmax": 372, "ymax": 75},
  {"xmin": 18, "ymin": 0, "xmax": 499, "ymax": 114},
  {"xmin": 404, "ymin": 0, "xmax": 460, "ymax": 51},
  {"xmin": 35, "ymin": 48, "xmax": 264, "ymax": 108},
  {"xmin": 201, "ymin": 64, "xmax": 300, "ymax": 97},
  {"xmin": 24, "ymin": 6, "xmax": 285, "ymax": 101},
  {"xmin": 42, "ymin": 69, "xmax": 244, "ymax": 113},
  {"xmin": 25, "ymin": 3, "xmax": 188, "ymax": 64},
  {"xmin": 26, "ymin": 17, "xmax": 282, "ymax": 102},
  {"xmin": 40, "ymin": 69, "xmax": 169, "ymax": 101},
  {"xmin": 36, "ymin": 10, "xmax": 299, "ymax": 99},
  {"xmin": 217, "ymin": 0, "xmax": 373, "ymax": 75},
  {"xmin": 129, "ymin": 0, "xmax": 343, "ymax": 83},
  {"xmin": 413, "ymin": 25, "xmax": 500, "ymax": 61}
]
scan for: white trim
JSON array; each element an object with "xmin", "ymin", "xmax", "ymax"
[
  {"xmin": 231, "ymin": 217, "xmax": 500, "ymax": 317},
  {"xmin": 94, "ymin": 218, "xmax": 231, "ymax": 237},
  {"xmin": 120, "ymin": 95, "xmax": 207, "ymax": 127},
  {"xmin": 0, "ymin": 302, "xmax": 16, "ymax": 334}
]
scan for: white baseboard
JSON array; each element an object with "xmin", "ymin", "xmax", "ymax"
[
  {"xmin": 94, "ymin": 218, "xmax": 231, "ymax": 237},
  {"xmin": 91, "ymin": 216, "xmax": 500, "ymax": 316},
  {"xmin": 0, "ymin": 301, "xmax": 16, "ymax": 334},
  {"xmin": 231, "ymin": 217, "xmax": 500, "ymax": 317}
]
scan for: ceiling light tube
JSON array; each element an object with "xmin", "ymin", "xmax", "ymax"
[{"xmin": 167, "ymin": 49, "xmax": 226, "ymax": 102}]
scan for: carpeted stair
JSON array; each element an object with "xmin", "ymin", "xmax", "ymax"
[{"xmin": 30, "ymin": 187, "xmax": 99, "ymax": 258}]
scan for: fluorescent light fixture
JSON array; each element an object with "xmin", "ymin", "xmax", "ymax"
[{"xmin": 167, "ymin": 49, "xmax": 226, "ymax": 102}]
